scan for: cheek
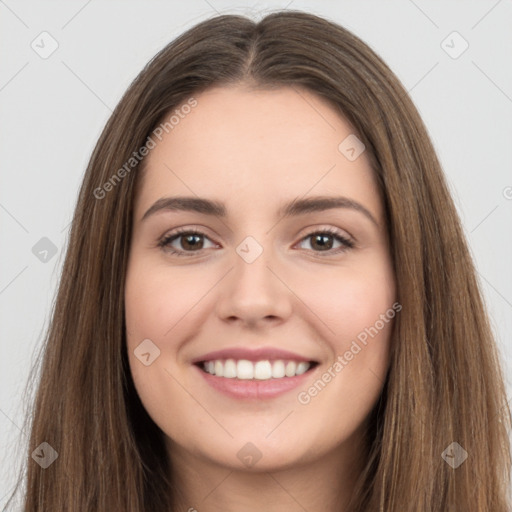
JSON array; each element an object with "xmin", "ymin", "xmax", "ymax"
[
  {"xmin": 293, "ymin": 255, "xmax": 395, "ymax": 347},
  {"xmin": 307, "ymin": 264, "xmax": 394, "ymax": 393},
  {"xmin": 124, "ymin": 263, "xmax": 204, "ymax": 429},
  {"xmin": 124, "ymin": 262, "xmax": 205, "ymax": 343},
  {"xmin": 291, "ymin": 254, "xmax": 395, "ymax": 415},
  {"xmin": 124, "ymin": 264, "xmax": 192, "ymax": 397},
  {"xmin": 334, "ymin": 277, "xmax": 395, "ymax": 347}
]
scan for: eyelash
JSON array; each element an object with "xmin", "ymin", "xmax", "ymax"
[{"xmin": 157, "ymin": 226, "xmax": 355, "ymax": 257}]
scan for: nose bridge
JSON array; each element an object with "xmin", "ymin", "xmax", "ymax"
[
  {"xmin": 216, "ymin": 232, "xmax": 292, "ymax": 323},
  {"xmin": 232, "ymin": 233, "xmax": 275, "ymax": 293}
]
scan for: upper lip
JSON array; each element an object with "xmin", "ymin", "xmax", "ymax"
[{"xmin": 191, "ymin": 347, "xmax": 317, "ymax": 364}]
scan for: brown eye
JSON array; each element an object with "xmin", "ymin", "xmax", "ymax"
[
  {"xmin": 179, "ymin": 233, "xmax": 204, "ymax": 251},
  {"xmin": 310, "ymin": 233, "xmax": 335, "ymax": 251},
  {"xmin": 297, "ymin": 229, "xmax": 354, "ymax": 254},
  {"xmin": 158, "ymin": 229, "xmax": 216, "ymax": 256}
]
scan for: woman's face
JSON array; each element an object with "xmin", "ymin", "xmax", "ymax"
[{"xmin": 125, "ymin": 85, "xmax": 396, "ymax": 472}]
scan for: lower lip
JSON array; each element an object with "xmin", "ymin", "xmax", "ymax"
[{"xmin": 194, "ymin": 364, "xmax": 316, "ymax": 399}]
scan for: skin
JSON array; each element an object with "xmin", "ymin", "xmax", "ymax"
[{"xmin": 124, "ymin": 84, "xmax": 396, "ymax": 511}]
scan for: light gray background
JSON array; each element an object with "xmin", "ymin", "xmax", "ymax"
[{"xmin": 1, "ymin": 0, "xmax": 511, "ymax": 507}]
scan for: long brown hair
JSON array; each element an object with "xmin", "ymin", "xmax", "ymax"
[{"xmin": 5, "ymin": 10, "xmax": 511, "ymax": 511}]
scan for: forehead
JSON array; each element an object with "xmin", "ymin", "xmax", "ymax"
[{"xmin": 136, "ymin": 85, "xmax": 381, "ymax": 220}]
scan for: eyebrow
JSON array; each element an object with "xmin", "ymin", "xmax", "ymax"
[{"xmin": 141, "ymin": 195, "xmax": 379, "ymax": 226}]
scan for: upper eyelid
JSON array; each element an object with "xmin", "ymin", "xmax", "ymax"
[{"xmin": 162, "ymin": 224, "xmax": 353, "ymax": 239}]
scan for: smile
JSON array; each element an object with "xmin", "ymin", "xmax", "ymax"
[
  {"xmin": 194, "ymin": 358, "xmax": 319, "ymax": 400},
  {"xmin": 200, "ymin": 359, "xmax": 314, "ymax": 380}
]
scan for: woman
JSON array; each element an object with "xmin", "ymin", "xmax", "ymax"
[{"xmin": 6, "ymin": 10, "xmax": 511, "ymax": 512}]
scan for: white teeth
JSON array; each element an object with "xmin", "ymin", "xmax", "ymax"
[
  {"xmin": 271, "ymin": 360, "xmax": 285, "ymax": 378},
  {"xmin": 223, "ymin": 359, "xmax": 237, "ymax": 378},
  {"xmin": 214, "ymin": 360, "xmax": 224, "ymax": 377},
  {"xmin": 237, "ymin": 360, "xmax": 254, "ymax": 380},
  {"xmin": 296, "ymin": 362, "xmax": 309, "ymax": 375},
  {"xmin": 254, "ymin": 361, "xmax": 272, "ymax": 380},
  {"xmin": 201, "ymin": 359, "xmax": 312, "ymax": 380},
  {"xmin": 285, "ymin": 361, "xmax": 297, "ymax": 377}
]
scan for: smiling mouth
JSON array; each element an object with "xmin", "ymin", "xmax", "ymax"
[{"xmin": 195, "ymin": 359, "xmax": 319, "ymax": 381}]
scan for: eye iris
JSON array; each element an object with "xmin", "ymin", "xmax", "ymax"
[
  {"xmin": 311, "ymin": 233, "xmax": 333, "ymax": 251},
  {"xmin": 181, "ymin": 233, "xmax": 203, "ymax": 250}
]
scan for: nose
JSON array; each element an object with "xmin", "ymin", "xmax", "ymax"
[{"xmin": 215, "ymin": 241, "xmax": 293, "ymax": 328}]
